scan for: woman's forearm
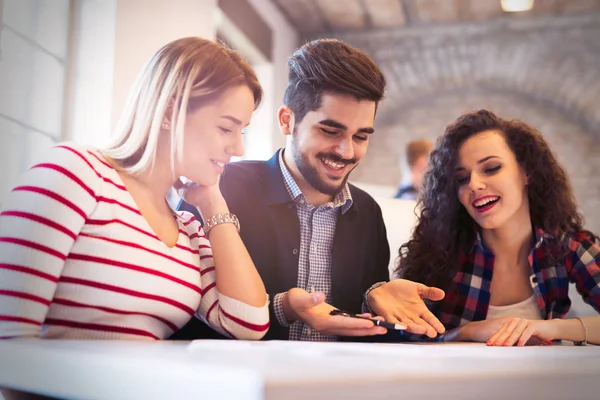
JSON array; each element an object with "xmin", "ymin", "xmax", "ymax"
[
  {"xmin": 442, "ymin": 324, "xmax": 471, "ymax": 342},
  {"xmin": 555, "ymin": 316, "xmax": 600, "ymax": 345},
  {"xmin": 201, "ymin": 204, "xmax": 267, "ymax": 307},
  {"xmin": 207, "ymin": 222, "xmax": 267, "ymax": 306}
]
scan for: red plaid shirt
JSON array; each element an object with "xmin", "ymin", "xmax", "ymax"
[{"xmin": 405, "ymin": 228, "xmax": 600, "ymax": 341}]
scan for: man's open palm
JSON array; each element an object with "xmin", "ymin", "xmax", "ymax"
[
  {"xmin": 286, "ymin": 288, "xmax": 387, "ymax": 337},
  {"xmin": 368, "ymin": 279, "xmax": 445, "ymax": 338}
]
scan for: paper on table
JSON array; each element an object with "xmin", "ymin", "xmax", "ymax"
[{"xmin": 187, "ymin": 340, "xmax": 599, "ymax": 359}]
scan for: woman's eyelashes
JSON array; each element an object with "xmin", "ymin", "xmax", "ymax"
[
  {"xmin": 456, "ymin": 175, "xmax": 469, "ymax": 185},
  {"xmin": 219, "ymin": 127, "xmax": 233, "ymax": 135},
  {"xmin": 484, "ymin": 164, "xmax": 502, "ymax": 175},
  {"xmin": 455, "ymin": 164, "xmax": 502, "ymax": 184}
]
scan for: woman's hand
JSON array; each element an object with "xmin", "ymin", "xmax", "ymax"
[
  {"xmin": 486, "ymin": 317, "xmax": 559, "ymax": 346},
  {"xmin": 445, "ymin": 317, "xmax": 552, "ymax": 345},
  {"xmin": 173, "ymin": 178, "xmax": 227, "ymax": 216}
]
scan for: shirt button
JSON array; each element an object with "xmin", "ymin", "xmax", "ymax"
[
  {"xmin": 292, "ymin": 248, "xmax": 298, "ymax": 255},
  {"xmin": 306, "ymin": 328, "xmax": 312, "ymax": 335}
]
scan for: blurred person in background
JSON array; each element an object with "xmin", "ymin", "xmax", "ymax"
[{"xmin": 394, "ymin": 139, "xmax": 432, "ymax": 200}]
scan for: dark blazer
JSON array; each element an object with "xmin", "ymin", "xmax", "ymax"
[{"xmin": 171, "ymin": 150, "xmax": 390, "ymax": 341}]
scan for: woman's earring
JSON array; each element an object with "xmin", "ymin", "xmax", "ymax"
[{"xmin": 161, "ymin": 122, "xmax": 170, "ymax": 130}]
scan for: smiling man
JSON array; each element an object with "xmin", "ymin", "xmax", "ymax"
[{"xmin": 175, "ymin": 39, "xmax": 445, "ymax": 341}]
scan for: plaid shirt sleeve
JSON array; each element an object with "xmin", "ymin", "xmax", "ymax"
[
  {"xmin": 563, "ymin": 232, "xmax": 600, "ymax": 312},
  {"xmin": 273, "ymin": 292, "xmax": 291, "ymax": 327}
]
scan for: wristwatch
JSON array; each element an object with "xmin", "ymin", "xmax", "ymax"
[{"xmin": 203, "ymin": 212, "xmax": 240, "ymax": 235}]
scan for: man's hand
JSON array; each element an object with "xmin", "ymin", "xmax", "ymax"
[
  {"xmin": 283, "ymin": 288, "xmax": 387, "ymax": 337},
  {"xmin": 367, "ymin": 279, "xmax": 445, "ymax": 338}
]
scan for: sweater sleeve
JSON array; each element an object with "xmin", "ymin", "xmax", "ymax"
[
  {"xmin": 0, "ymin": 144, "xmax": 100, "ymax": 338},
  {"xmin": 189, "ymin": 222, "xmax": 269, "ymax": 340}
]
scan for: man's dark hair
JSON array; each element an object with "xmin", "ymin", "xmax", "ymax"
[{"xmin": 283, "ymin": 39, "xmax": 386, "ymax": 125}]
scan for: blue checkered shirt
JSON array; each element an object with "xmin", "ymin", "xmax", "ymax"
[{"xmin": 272, "ymin": 151, "xmax": 353, "ymax": 341}]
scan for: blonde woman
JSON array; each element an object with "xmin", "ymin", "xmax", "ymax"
[{"xmin": 0, "ymin": 37, "xmax": 269, "ymax": 340}]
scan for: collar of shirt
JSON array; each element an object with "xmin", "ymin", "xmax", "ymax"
[
  {"xmin": 277, "ymin": 149, "xmax": 353, "ymax": 214},
  {"xmin": 471, "ymin": 225, "xmax": 553, "ymax": 255}
]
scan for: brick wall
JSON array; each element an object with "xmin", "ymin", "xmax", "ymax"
[
  {"xmin": 0, "ymin": 0, "xmax": 71, "ymax": 203},
  {"xmin": 336, "ymin": 14, "xmax": 600, "ymax": 233}
]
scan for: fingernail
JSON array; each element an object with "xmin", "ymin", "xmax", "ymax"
[
  {"xmin": 311, "ymin": 293, "xmax": 320, "ymax": 302},
  {"xmin": 545, "ymin": 340, "xmax": 552, "ymax": 346}
]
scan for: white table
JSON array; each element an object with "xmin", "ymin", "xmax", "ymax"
[{"xmin": 1, "ymin": 340, "xmax": 599, "ymax": 399}]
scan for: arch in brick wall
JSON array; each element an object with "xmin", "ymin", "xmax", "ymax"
[
  {"xmin": 352, "ymin": 85, "xmax": 600, "ymax": 233},
  {"xmin": 339, "ymin": 14, "xmax": 600, "ymax": 133}
]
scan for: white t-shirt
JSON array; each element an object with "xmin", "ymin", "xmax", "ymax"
[{"xmin": 487, "ymin": 294, "xmax": 543, "ymax": 320}]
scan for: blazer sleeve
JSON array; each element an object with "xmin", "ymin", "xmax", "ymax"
[{"xmin": 374, "ymin": 201, "xmax": 392, "ymax": 283}]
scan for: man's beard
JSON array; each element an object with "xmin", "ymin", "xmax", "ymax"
[{"xmin": 291, "ymin": 136, "xmax": 356, "ymax": 196}]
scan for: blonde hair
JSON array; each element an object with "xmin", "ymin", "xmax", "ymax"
[{"xmin": 102, "ymin": 37, "xmax": 262, "ymax": 175}]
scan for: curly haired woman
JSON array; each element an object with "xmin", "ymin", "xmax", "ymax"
[{"xmin": 396, "ymin": 109, "xmax": 599, "ymax": 346}]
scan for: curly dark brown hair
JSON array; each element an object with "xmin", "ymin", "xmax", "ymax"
[{"xmin": 396, "ymin": 109, "xmax": 594, "ymax": 291}]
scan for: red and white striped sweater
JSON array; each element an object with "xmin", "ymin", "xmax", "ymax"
[{"xmin": 0, "ymin": 143, "xmax": 269, "ymax": 340}]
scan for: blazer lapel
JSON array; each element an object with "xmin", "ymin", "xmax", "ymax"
[
  {"xmin": 331, "ymin": 205, "xmax": 364, "ymax": 312},
  {"xmin": 262, "ymin": 150, "xmax": 300, "ymax": 292}
]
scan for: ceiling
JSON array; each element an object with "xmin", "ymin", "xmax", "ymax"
[{"xmin": 271, "ymin": 0, "xmax": 600, "ymax": 36}]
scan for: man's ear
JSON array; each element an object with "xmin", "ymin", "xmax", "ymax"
[{"xmin": 277, "ymin": 105, "xmax": 295, "ymax": 136}]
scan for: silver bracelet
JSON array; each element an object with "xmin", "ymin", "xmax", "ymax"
[
  {"xmin": 203, "ymin": 212, "xmax": 240, "ymax": 235},
  {"xmin": 362, "ymin": 281, "xmax": 387, "ymax": 315},
  {"xmin": 573, "ymin": 317, "xmax": 588, "ymax": 346}
]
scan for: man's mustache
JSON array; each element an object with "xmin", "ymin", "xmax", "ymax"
[{"xmin": 316, "ymin": 153, "xmax": 357, "ymax": 166}]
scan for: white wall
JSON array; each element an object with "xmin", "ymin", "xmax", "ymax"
[
  {"xmin": 243, "ymin": 62, "xmax": 275, "ymax": 160},
  {"xmin": 111, "ymin": 0, "xmax": 218, "ymax": 132},
  {"xmin": 0, "ymin": 0, "xmax": 70, "ymax": 203},
  {"xmin": 247, "ymin": 0, "xmax": 298, "ymax": 155},
  {"xmin": 69, "ymin": 0, "xmax": 219, "ymax": 148},
  {"xmin": 66, "ymin": 0, "xmax": 117, "ymax": 146}
]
